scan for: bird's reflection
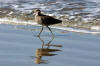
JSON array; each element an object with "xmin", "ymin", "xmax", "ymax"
[{"xmin": 34, "ymin": 35, "xmax": 62, "ymax": 64}]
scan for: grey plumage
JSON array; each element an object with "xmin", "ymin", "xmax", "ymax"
[{"xmin": 32, "ymin": 9, "xmax": 62, "ymax": 36}]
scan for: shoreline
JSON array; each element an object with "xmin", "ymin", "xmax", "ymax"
[{"xmin": 0, "ymin": 19, "xmax": 100, "ymax": 35}]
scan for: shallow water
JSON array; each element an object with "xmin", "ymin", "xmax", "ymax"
[{"xmin": 0, "ymin": 24, "xmax": 100, "ymax": 66}]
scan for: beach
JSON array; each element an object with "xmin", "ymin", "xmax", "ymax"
[
  {"xmin": 0, "ymin": 24, "xmax": 100, "ymax": 66},
  {"xmin": 0, "ymin": 0, "xmax": 100, "ymax": 66}
]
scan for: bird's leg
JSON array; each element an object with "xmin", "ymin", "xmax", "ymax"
[
  {"xmin": 47, "ymin": 26, "xmax": 54, "ymax": 37},
  {"xmin": 46, "ymin": 26, "xmax": 54, "ymax": 48},
  {"xmin": 37, "ymin": 26, "xmax": 44, "ymax": 37}
]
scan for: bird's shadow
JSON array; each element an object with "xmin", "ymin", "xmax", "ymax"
[{"xmin": 33, "ymin": 35, "xmax": 62, "ymax": 64}]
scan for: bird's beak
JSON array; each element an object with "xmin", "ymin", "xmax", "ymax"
[
  {"xmin": 31, "ymin": 10, "xmax": 34, "ymax": 14},
  {"xmin": 27, "ymin": 11, "xmax": 34, "ymax": 16}
]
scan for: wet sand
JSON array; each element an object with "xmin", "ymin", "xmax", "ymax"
[{"xmin": 0, "ymin": 24, "xmax": 100, "ymax": 66}]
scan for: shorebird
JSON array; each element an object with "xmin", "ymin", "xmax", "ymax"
[{"xmin": 31, "ymin": 9, "xmax": 62, "ymax": 36}]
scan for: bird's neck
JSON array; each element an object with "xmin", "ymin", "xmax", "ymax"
[{"xmin": 36, "ymin": 12, "xmax": 42, "ymax": 16}]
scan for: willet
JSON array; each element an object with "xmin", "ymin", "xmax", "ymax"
[{"xmin": 30, "ymin": 9, "xmax": 62, "ymax": 36}]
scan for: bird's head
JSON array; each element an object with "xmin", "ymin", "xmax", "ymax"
[
  {"xmin": 34, "ymin": 9, "xmax": 41, "ymax": 13},
  {"xmin": 30, "ymin": 9, "xmax": 41, "ymax": 16}
]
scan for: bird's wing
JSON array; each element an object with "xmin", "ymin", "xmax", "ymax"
[{"xmin": 41, "ymin": 16, "xmax": 62, "ymax": 25}]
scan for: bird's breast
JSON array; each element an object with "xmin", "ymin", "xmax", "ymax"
[{"xmin": 35, "ymin": 16, "xmax": 44, "ymax": 25}]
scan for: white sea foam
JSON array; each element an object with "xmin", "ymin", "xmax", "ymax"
[
  {"xmin": 0, "ymin": 18, "xmax": 38, "ymax": 25},
  {"xmin": 52, "ymin": 26, "xmax": 100, "ymax": 34},
  {"xmin": 91, "ymin": 26, "xmax": 100, "ymax": 31},
  {"xmin": 0, "ymin": 18, "xmax": 100, "ymax": 35}
]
